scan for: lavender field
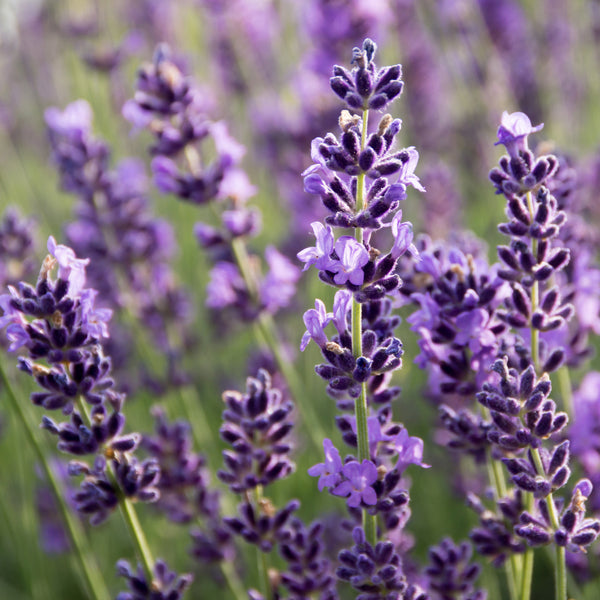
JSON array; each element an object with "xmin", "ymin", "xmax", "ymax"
[{"xmin": 1, "ymin": 1, "xmax": 600, "ymax": 599}]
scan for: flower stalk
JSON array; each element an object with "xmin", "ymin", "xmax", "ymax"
[{"xmin": 0, "ymin": 362, "xmax": 111, "ymax": 600}]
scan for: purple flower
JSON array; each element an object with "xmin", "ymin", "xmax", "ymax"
[
  {"xmin": 300, "ymin": 299, "xmax": 331, "ymax": 351},
  {"xmin": 44, "ymin": 100, "xmax": 92, "ymax": 139},
  {"xmin": 0, "ymin": 288, "xmax": 24, "ymax": 330},
  {"xmin": 332, "ymin": 459, "xmax": 378, "ymax": 507},
  {"xmin": 308, "ymin": 438, "xmax": 343, "ymax": 491},
  {"xmin": 330, "ymin": 236, "xmax": 369, "ymax": 286},
  {"xmin": 116, "ymin": 559, "xmax": 192, "ymax": 600},
  {"xmin": 390, "ymin": 212, "xmax": 417, "ymax": 259},
  {"xmin": 151, "ymin": 156, "xmax": 180, "ymax": 194},
  {"xmin": 205, "ymin": 262, "xmax": 245, "ymax": 309},
  {"xmin": 495, "ymin": 111, "xmax": 543, "ymax": 158},
  {"xmin": 218, "ymin": 168, "xmax": 257, "ymax": 204},
  {"xmin": 5, "ymin": 322, "xmax": 28, "ymax": 352},
  {"xmin": 331, "ymin": 289, "xmax": 352, "ymax": 335},
  {"xmin": 221, "ymin": 209, "xmax": 261, "ymax": 238},
  {"xmin": 393, "ymin": 428, "xmax": 430, "ymax": 473},
  {"xmin": 47, "ymin": 236, "xmax": 89, "ymax": 297},
  {"xmin": 297, "ymin": 222, "xmax": 335, "ymax": 272},
  {"xmin": 454, "ymin": 309, "xmax": 496, "ymax": 356},
  {"xmin": 303, "ymin": 172, "xmax": 328, "ymax": 195},
  {"xmin": 260, "ymin": 246, "xmax": 300, "ymax": 312},
  {"xmin": 397, "ymin": 147, "xmax": 425, "ymax": 192},
  {"xmin": 301, "ymin": 137, "xmax": 328, "ymax": 179},
  {"xmin": 210, "ymin": 121, "xmax": 246, "ymax": 166},
  {"xmin": 79, "ymin": 289, "xmax": 112, "ymax": 338}
]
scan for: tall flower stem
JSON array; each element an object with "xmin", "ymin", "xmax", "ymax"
[
  {"xmin": 531, "ymin": 449, "xmax": 567, "ymax": 600},
  {"xmin": 482, "ymin": 440, "xmax": 519, "ymax": 600},
  {"xmin": 521, "ymin": 190, "xmax": 565, "ymax": 600},
  {"xmin": 525, "ymin": 191, "xmax": 539, "ymax": 371},
  {"xmin": 351, "ymin": 107, "xmax": 377, "ymax": 546},
  {"xmin": 556, "ymin": 366, "xmax": 573, "ymax": 417},
  {"xmin": 0, "ymin": 362, "xmax": 111, "ymax": 600},
  {"xmin": 76, "ymin": 397, "xmax": 155, "ymax": 583},
  {"xmin": 252, "ymin": 486, "xmax": 272, "ymax": 600}
]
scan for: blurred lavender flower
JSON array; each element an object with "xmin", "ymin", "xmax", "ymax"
[
  {"xmin": 570, "ymin": 373, "xmax": 600, "ymax": 511},
  {"xmin": 116, "ymin": 559, "xmax": 192, "ymax": 600},
  {"xmin": 424, "ymin": 538, "xmax": 486, "ymax": 600},
  {"xmin": 127, "ymin": 45, "xmax": 300, "ymax": 329},
  {"xmin": 45, "ymin": 100, "xmax": 193, "ymax": 393},
  {"xmin": 143, "ymin": 408, "xmax": 215, "ymax": 524},
  {"xmin": 477, "ymin": 0, "xmax": 542, "ymax": 121},
  {"xmin": 0, "ymin": 237, "xmax": 164, "ymax": 529},
  {"xmin": 0, "ymin": 207, "xmax": 38, "ymax": 290}
]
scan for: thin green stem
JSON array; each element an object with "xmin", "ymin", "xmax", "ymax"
[
  {"xmin": 0, "ymin": 362, "xmax": 111, "ymax": 600},
  {"xmin": 525, "ymin": 191, "xmax": 539, "ymax": 371},
  {"xmin": 219, "ymin": 556, "xmax": 248, "ymax": 600},
  {"xmin": 350, "ymin": 107, "xmax": 377, "ymax": 546},
  {"xmin": 253, "ymin": 487, "xmax": 272, "ymax": 600},
  {"xmin": 519, "ymin": 538, "xmax": 534, "ymax": 600},
  {"xmin": 531, "ymin": 449, "xmax": 567, "ymax": 600},
  {"xmin": 556, "ymin": 366, "xmax": 573, "ymax": 417},
  {"xmin": 487, "ymin": 450, "xmax": 520, "ymax": 600},
  {"xmin": 523, "ymin": 190, "xmax": 566, "ymax": 600},
  {"xmin": 116, "ymin": 484, "xmax": 156, "ymax": 583},
  {"xmin": 479, "ymin": 401, "xmax": 519, "ymax": 600},
  {"xmin": 76, "ymin": 397, "xmax": 155, "ymax": 584}
]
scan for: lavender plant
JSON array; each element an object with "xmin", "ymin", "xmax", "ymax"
[
  {"xmin": 44, "ymin": 98, "xmax": 193, "ymax": 394},
  {"xmin": 298, "ymin": 38, "xmax": 434, "ymax": 598},
  {"xmin": 2, "ymin": 5, "xmax": 600, "ymax": 600},
  {"xmin": 0, "ymin": 237, "xmax": 191, "ymax": 599}
]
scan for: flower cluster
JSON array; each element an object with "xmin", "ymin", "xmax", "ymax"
[
  {"xmin": 0, "ymin": 237, "xmax": 190, "ymax": 593},
  {"xmin": 125, "ymin": 45, "xmax": 299, "ymax": 326},
  {"xmin": 45, "ymin": 100, "xmax": 192, "ymax": 393},
  {"xmin": 218, "ymin": 369, "xmax": 295, "ymax": 494},
  {"xmin": 301, "ymin": 38, "xmax": 433, "ymax": 597}
]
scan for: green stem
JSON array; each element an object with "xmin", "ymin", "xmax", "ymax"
[
  {"xmin": 525, "ymin": 191, "xmax": 539, "ymax": 371},
  {"xmin": 479, "ymin": 400, "xmax": 520, "ymax": 600},
  {"xmin": 219, "ymin": 558, "xmax": 248, "ymax": 600},
  {"xmin": 486, "ymin": 448, "xmax": 520, "ymax": 600},
  {"xmin": 519, "ymin": 539, "xmax": 534, "ymax": 600},
  {"xmin": 0, "ymin": 363, "xmax": 111, "ymax": 600},
  {"xmin": 531, "ymin": 449, "xmax": 567, "ymax": 600},
  {"xmin": 117, "ymin": 484, "xmax": 156, "ymax": 583},
  {"xmin": 556, "ymin": 366, "xmax": 573, "ymax": 417},
  {"xmin": 351, "ymin": 107, "xmax": 377, "ymax": 546},
  {"xmin": 76, "ymin": 397, "xmax": 155, "ymax": 583},
  {"xmin": 253, "ymin": 487, "xmax": 272, "ymax": 600}
]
